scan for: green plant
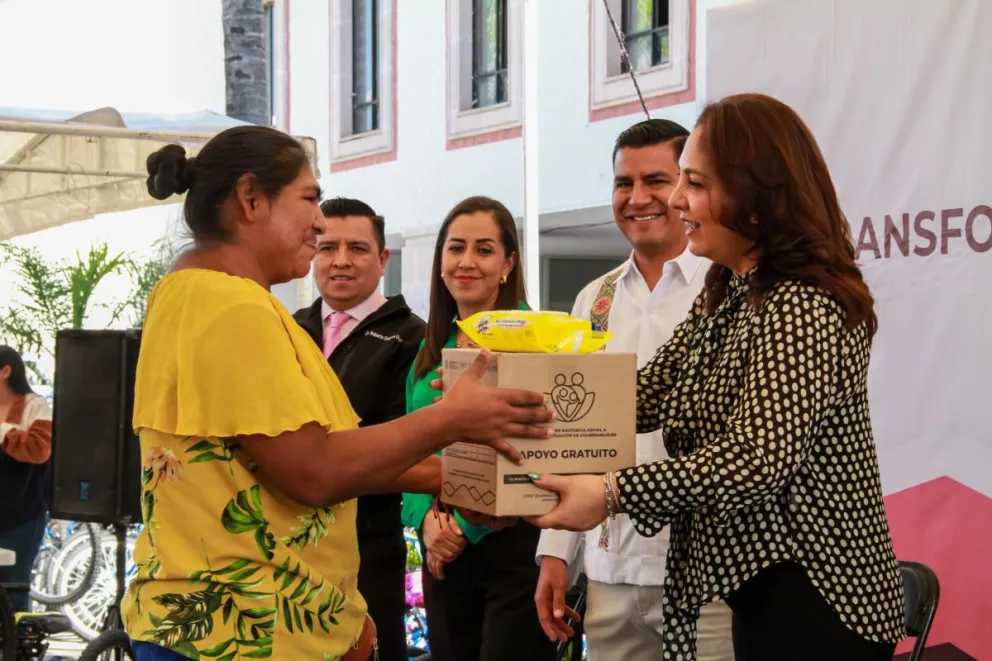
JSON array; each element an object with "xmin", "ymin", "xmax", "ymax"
[
  {"xmin": 0, "ymin": 238, "xmax": 173, "ymax": 381},
  {"xmin": 121, "ymin": 237, "xmax": 174, "ymax": 327}
]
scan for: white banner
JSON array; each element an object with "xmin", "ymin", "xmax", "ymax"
[{"xmin": 706, "ymin": 0, "xmax": 991, "ymax": 657}]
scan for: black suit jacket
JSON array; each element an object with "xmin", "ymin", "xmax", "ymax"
[{"xmin": 294, "ymin": 294, "xmax": 426, "ymax": 540}]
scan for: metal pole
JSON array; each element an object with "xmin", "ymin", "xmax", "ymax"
[
  {"xmin": 601, "ymin": 0, "xmax": 651, "ymax": 118},
  {"xmin": 0, "ymin": 164, "xmax": 145, "ymax": 178},
  {"xmin": 0, "ymin": 119, "xmax": 218, "ymax": 143},
  {"xmin": 522, "ymin": 0, "xmax": 541, "ymax": 309}
]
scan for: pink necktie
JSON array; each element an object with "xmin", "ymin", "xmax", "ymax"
[{"xmin": 323, "ymin": 311, "xmax": 351, "ymax": 358}]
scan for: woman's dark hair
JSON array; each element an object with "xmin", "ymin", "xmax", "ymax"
[
  {"xmin": 413, "ymin": 196, "xmax": 527, "ymax": 380},
  {"xmin": 696, "ymin": 93, "xmax": 877, "ymax": 337},
  {"xmin": 0, "ymin": 345, "xmax": 35, "ymax": 395},
  {"xmin": 145, "ymin": 126, "xmax": 312, "ymax": 242}
]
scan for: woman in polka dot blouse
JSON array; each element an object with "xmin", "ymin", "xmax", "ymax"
[{"xmin": 529, "ymin": 93, "xmax": 906, "ymax": 661}]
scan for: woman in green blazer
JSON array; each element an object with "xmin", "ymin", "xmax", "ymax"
[{"xmin": 402, "ymin": 196, "xmax": 556, "ymax": 661}]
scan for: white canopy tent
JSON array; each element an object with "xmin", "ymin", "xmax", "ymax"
[{"xmin": 0, "ymin": 107, "xmax": 320, "ymax": 241}]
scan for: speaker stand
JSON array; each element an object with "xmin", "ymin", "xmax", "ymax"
[{"xmin": 98, "ymin": 518, "xmax": 131, "ymax": 661}]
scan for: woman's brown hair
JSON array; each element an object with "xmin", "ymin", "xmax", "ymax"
[
  {"xmin": 696, "ymin": 93, "xmax": 877, "ymax": 337},
  {"xmin": 413, "ymin": 196, "xmax": 528, "ymax": 380}
]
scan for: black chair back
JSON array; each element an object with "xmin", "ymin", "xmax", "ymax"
[{"xmin": 899, "ymin": 560, "xmax": 940, "ymax": 661}]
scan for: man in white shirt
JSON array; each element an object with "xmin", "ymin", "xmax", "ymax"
[{"xmin": 534, "ymin": 120, "xmax": 734, "ymax": 660}]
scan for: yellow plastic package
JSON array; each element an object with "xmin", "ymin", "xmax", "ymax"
[{"xmin": 456, "ymin": 310, "xmax": 612, "ymax": 354}]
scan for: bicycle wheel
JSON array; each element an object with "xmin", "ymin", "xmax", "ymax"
[
  {"xmin": 30, "ymin": 522, "xmax": 100, "ymax": 607},
  {"xmin": 77, "ymin": 628, "xmax": 134, "ymax": 661},
  {"xmin": 0, "ymin": 586, "xmax": 17, "ymax": 661},
  {"xmin": 53, "ymin": 530, "xmax": 137, "ymax": 641}
]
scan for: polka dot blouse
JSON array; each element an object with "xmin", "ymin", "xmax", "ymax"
[{"xmin": 615, "ymin": 273, "xmax": 906, "ymax": 660}]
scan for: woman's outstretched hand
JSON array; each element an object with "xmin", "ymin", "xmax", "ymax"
[
  {"xmin": 437, "ymin": 351, "xmax": 555, "ymax": 464},
  {"xmin": 525, "ymin": 474, "xmax": 610, "ymax": 532}
]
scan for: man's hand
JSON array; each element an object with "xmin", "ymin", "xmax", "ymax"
[
  {"xmin": 535, "ymin": 557, "xmax": 580, "ymax": 643},
  {"xmin": 421, "ymin": 512, "xmax": 467, "ymax": 579},
  {"xmin": 434, "ymin": 351, "xmax": 556, "ymax": 464}
]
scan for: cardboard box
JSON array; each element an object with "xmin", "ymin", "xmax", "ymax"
[{"xmin": 439, "ymin": 348, "xmax": 637, "ymax": 517}]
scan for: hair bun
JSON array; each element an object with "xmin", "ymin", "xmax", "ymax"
[{"xmin": 146, "ymin": 144, "xmax": 197, "ymax": 200}]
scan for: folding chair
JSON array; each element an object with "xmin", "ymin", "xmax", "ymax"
[{"xmin": 898, "ymin": 560, "xmax": 939, "ymax": 661}]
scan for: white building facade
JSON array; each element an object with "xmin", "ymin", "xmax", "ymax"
[
  {"xmin": 0, "ymin": 0, "xmax": 733, "ymax": 315},
  {"xmin": 277, "ymin": 0, "xmax": 735, "ymax": 317}
]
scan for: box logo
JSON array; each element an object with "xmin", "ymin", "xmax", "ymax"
[{"xmin": 547, "ymin": 372, "xmax": 595, "ymax": 422}]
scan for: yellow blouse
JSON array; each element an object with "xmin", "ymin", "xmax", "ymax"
[{"xmin": 121, "ymin": 269, "xmax": 367, "ymax": 661}]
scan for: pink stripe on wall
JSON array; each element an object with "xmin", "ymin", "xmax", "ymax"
[
  {"xmin": 447, "ymin": 126, "xmax": 522, "ymax": 151},
  {"xmin": 587, "ymin": 0, "xmax": 697, "ymax": 123}
]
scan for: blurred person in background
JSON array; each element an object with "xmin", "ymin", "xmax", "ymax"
[{"xmin": 0, "ymin": 345, "xmax": 53, "ymax": 612}]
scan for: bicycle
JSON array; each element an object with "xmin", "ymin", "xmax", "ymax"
[
  {"xmin": 51, "ymin": 525, "xmax": 138, "ymax": 642},
  {"xmin": 73, "ymin": 522, "xmax": 135, "ymax": 661},
  {"xmin": 0, "ymin": 581, "xmax": 75, "ymax": 661},
  {"xmin": 29, "ymin": 519, "xmax": 100, "ymax": 611}
]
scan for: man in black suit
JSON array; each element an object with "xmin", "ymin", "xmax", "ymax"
[{"xmin": 295, "ymin": 197, "xmax": 431, "ymax": 660}]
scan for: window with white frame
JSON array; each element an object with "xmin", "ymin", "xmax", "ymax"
[
  {"xmin": 591, "ymin": 0, "xmax": 690, "ymax": 113},
  {"xmin": 620, "ymin": 0, "xmax": 669, "ymax": 73},
  {"xmin": 447, "ymin": 0, "xmax": 522, "ymax": 141},
  {"xmin": 352, "ymin": 0, "xmax": 379, "ymax": 134},
  {"xmin": 329, "ymin": 0, "xmax": 395, "ymax": 162},
  {"xmin": 383, "ymin": 249, "xmax": 402, "ymax": 297}
]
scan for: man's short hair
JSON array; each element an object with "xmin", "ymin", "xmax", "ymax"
[
  {"xmin": 319, "ymin": 197, "xmax": 386, "ymax": 252},
  {"xmin": 612, "ymin": 118, "xmax": 691, "ymax": 164}
]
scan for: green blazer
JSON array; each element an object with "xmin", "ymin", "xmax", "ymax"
[{"xmin": 400, "ymin": 328, "xmax": 492, "ymax": 544}]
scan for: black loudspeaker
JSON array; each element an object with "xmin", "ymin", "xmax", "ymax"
[{"xmin": 50, "ymin": 329, "xmax": 143, "ymax": 524}]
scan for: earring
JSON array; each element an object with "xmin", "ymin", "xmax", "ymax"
[
  {"xmin": 500, "ymin": 275, "xmax": 508, "ymax": 285},
  {"xmin": 749, "ymin": 212, "xmax": 758, "ymax": 225}
]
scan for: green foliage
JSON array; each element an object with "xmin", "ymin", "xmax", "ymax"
[
  {"xmin": 221, "ymin": 486, "xmax": 277, "ymax": 560},
  {"xmin": 279, "ymin": 506, "xmax": 337, "ymax": 551},
  {"xmin": 0, "ymin": 237, "xmax": 173, "ymax": 381},
  {"xmin": 406, "ymin": 528, "xmax": 423, "ymax": 570},
  {"xmin": 272, "ymin": 558, "xmax": 347, "ymax": 632},
  {"xmin": 123, "ymin": 236, "xmax": 174, "ymax": 327}
]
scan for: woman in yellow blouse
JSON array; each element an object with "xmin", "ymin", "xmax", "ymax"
[{"xmin": 123, "ymin": 127, "xmax": 553, "ymax": 661}]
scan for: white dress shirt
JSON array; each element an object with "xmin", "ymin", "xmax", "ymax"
[{"xmin": 536, "ymin": 248, "xmax": 709, "ymax": 587}]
